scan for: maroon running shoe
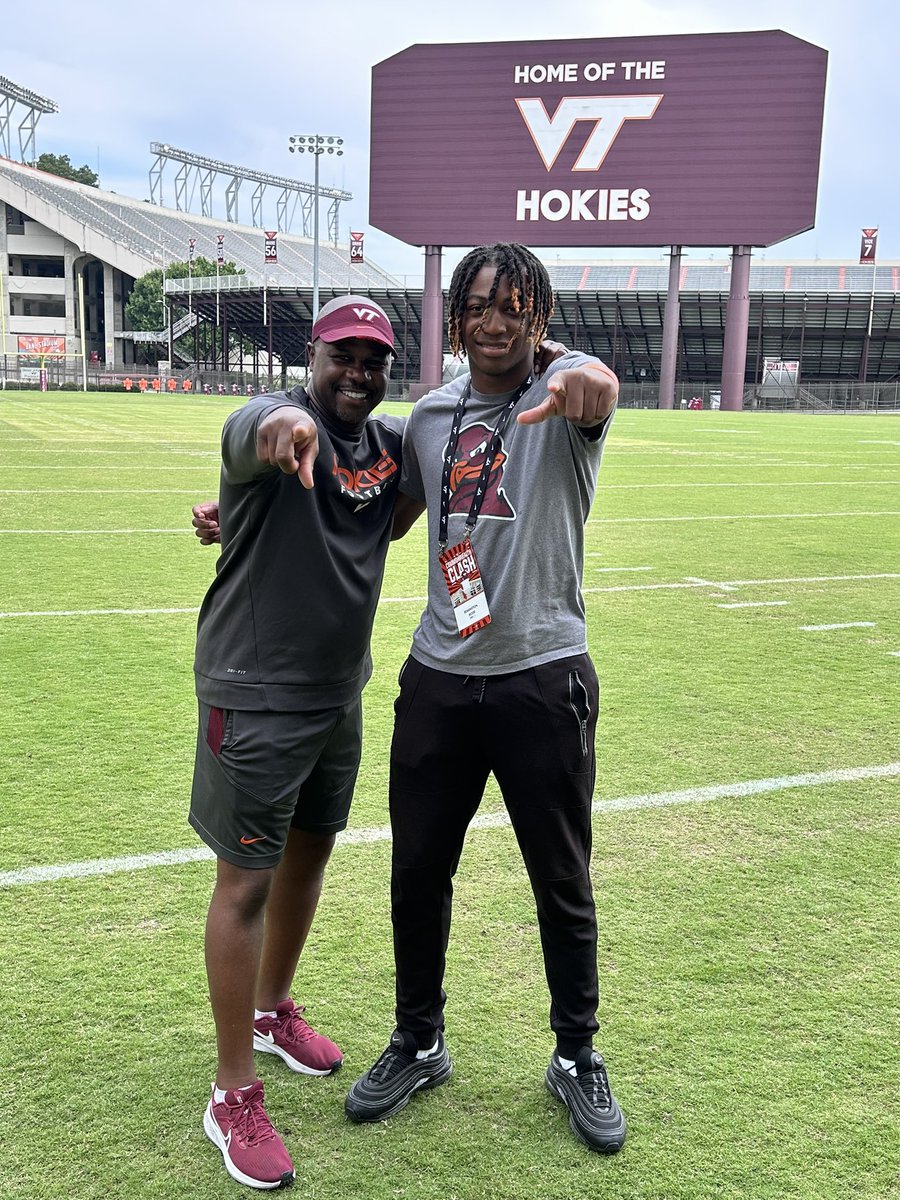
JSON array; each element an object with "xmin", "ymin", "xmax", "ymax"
[
  {"xmin": 254, "ymin": 999, "xmax": 343, "ymax": 1076},
  {"xmin": 203, "ymin": 1080, "xmax": 295, "ymax": 1190}
]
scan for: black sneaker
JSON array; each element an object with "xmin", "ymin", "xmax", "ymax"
[
  {"xmin": 344, "ymin": 1029, "xmax": 453, "ymax": 1123},
  {"xmin": 545, "ymin": 1046, "xmax": 626, "ymax": 1154}
]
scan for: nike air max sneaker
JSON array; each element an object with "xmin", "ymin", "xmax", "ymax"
[
  {"xmin": 545, "ymin": 1046, "xmax": 626, "ymax": 1154},
  {"xmin": 203, "ymin": 1080, "xmax": 295, "ymax": 1190},
  {"xmin": 345, "ymin": 1028, "xmax": 452, "ymax": 1122},
  {"xmin": 253, "ymin": 999, "xmax": 343, "ymax": 1076}
]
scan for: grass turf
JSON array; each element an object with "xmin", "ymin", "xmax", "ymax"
[{"xmin": 0, "ymin": 394, "xmax": 898, "ymax": 1199}]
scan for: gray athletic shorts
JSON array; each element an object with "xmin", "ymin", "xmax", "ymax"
[{"xmin": 189, "ymin": 699, "xmax": 362, "ymax": 869}]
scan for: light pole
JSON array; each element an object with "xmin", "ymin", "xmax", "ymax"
[{"xmin": 288, "ymin": 134, "xmax": 343, "ymax": 322}]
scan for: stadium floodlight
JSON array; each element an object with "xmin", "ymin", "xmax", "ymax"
[
  {"xmin": 0, "ymin": 75, "xmax": 59, "ymax": 163},
  {"xmin": 0, "ymin": 76, "xmax": 59, "ymax": 114},
  {"xmin": 288, "ymin": 134, "xmax": 344, "ymax": 320}
]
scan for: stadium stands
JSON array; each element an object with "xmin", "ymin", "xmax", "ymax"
[
  {"xmin": 0, "ymin": 157, "xmax": 398, "ymax": 288},
  {"xmin": 1, "ymin": 155, "xmax": 898, "ymax": 389}
]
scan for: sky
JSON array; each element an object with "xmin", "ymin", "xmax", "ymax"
[{"xmin": 2, "ymin": 0, "xmax": 896, "ymax": 284}]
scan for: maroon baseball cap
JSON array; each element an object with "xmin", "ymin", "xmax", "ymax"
[{"xmin": 311, "ymin": 295, "xmax": 395, "ymax": 351}]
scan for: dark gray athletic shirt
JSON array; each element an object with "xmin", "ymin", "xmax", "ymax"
[{"xmin": 194, "ymin": 388, "xmax": 405, "ymax": 711}]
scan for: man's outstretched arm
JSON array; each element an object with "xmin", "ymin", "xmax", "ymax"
[
  {"xmin": 193, "ymin": 404, "xmax": 321, "ymax": 545},
  {"xmin": 517, "ymin": 360, "xmax": 619, "ymax": 429}
]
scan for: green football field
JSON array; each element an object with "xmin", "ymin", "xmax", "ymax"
[{"xmin": 1, "ymin": 393, "xmax": 898, "ymax": 1200}]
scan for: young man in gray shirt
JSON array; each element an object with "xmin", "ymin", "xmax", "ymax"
[{"xmin": 345, "ymin": 244, "xmax": 626, "ymax": 1155}]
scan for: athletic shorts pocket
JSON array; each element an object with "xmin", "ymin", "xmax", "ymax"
[{"xmin": 205, "ymin": 706, "xmax": 234, "ymax": 757}]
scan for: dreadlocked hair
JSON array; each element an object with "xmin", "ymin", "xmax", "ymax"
[{"xmin": 447, "ymin": 243, "xmax": 555, "ymax": 358}]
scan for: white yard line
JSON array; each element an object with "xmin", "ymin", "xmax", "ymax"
[
  {"xmin": 2, "ymin": 761, "xmax": 897, "ymax": 889},
  {"xmin": 716, "ymin": 601, "xmax": 789, "ymax": 609},
  {"xmin": 9, "ymin": 511, "xmax": 895, "ymax": 535},
  {"xmin": 597, "ymin": 480, "xmax": 900, "ymax": 490},
  {"xmin": 607, "ymin": 462, "xmax": 898, "ymax": 469},
  {"xmin": 684, "ymin": 576, "xmax": 739, "ymax": 592},
  {"xmin": 0, "ymin": 607, "xmax": 200, "ymax": 619},
  {"xmin": 1, "ymin": 448, "xmax": 217, "ymax": 457},
  {"xmin": 583, "ymin": 572, "xmax": 900, "ymax": 595},
  {"xmin": 588, "ymin": 511, "xmax": 900, "ymax": 525},
  {"xmin": 0, "ymin": 529, "xmax": 188, "ymax": 535},
  {"xmin": 0, "ymin": 488, "xmax": 201, "ymax": 495},
  {"xmin": 5, "ymin": 466, "xmax": 212, "ymax": 471},
  {"xmin": 5, "ymin": 483, "xmax": 896, "ymax": 498},
  {"xmin": 591, "ymin": 566, "xmax": 656, "ymax": 573},
  {"xmin": 800, "ymin": 622, "xmax": 876, "ymax": 632},
  {"xmin": 4, "ymin": 572, "xmax": 898, "ymax": 619}
]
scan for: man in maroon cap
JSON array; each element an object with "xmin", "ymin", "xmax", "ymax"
[{"xmin": 190, "ymin": 295, "xmax": 414, "ymax": 1190}]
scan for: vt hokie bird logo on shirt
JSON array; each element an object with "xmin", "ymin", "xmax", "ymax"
[{"xmin": 446, "ymin": 422, "xmax": 516, "ymax": 520}]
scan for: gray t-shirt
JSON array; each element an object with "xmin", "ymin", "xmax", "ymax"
[
  {"xmin": 400, "ymin": 353, "xmax": 612, "ymax": 675},
  {"xmin": 194, "ymin": 389, "xmax": 405, "ymax": 711}
]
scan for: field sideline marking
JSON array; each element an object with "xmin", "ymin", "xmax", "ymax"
[
  {"xmin": 0, "ymin": 607, "xmax": 201, "ymax": 618},
  {"xmin": 800, "ymin": 622, "xmax": 876, "ymax": 632},
  {"xmin": 684, "ymin": 575, "xmax": 739, "ymax": 592},
  {"xmin": 3, "ymin": 511, "xmax": 899, "ymax": 535},
  {"xmin": 584, "ymin": 572, "xmax": 900, "ymax": 595},
  {"xmin": 2, "ymin": 482, "xmax": 897, "ymax": 501},
  {"xmin": 3, "ymin": 572, "xmax": 898, "ymax": 619},
  {"xmin": 4, "ymin": 466, "xmax": 213, "ymax": 472},
  {"xmin": 0, "ymin": 488, "xmax": 204, "ymax": 495},
  {"xmin": 716, "ymin": 601, "xmax": 788, "ymax": 609},
  {"xmin": 0, "ymin": 529, "xmax": 190, "ymax": 535},
  {"xmin": 5, "ymin": 462, "xmax": 899, "ymax": 473},
  {"xmin": 0, "ymin": 448, "xmax": 217, "ymax": 457},
  {"xmin": 600, "ymin": 480, "xmax": 900, "ymax": 490},
  {"xmin": 592, "ymin": 566, "xmax": 655, "ymax": 573},
  {"xmin": 587, "ymin": 510, "xmax": 900, "ymax": 525},
  {"xmin": 2, "ymin": 761, "xmax": 897, "ymax": 889},
  {"xmin": 3, "ymin": 480, "xmax": 899, "ymax": 495}
]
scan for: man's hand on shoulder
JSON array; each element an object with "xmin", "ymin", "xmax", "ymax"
[
  {"xmin": 256, "ymin": 405, "xmax": 319, "ymax": 488},
  {"xmin": 533, "ymin": 340, "xmax": 569, "ymax": 376},
  {"xmin": 192, "ymin": 501, "xmax": 220, "ymax": 545},
  {"xmin": 517, "ymin": 361, "xmax": 619, "ymax": 428}
]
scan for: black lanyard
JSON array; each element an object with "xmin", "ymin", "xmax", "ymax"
[{"xmin": 438, "ymin": 375, "xmax": 532, "ymax": 551}]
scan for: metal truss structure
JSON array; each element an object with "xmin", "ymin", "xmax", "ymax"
[
  {"xmin": 147, "ymin": 142, "xmax": 351, "ymax": 243},
  {"xmin": 0, "ymin": 76, "xmax": 58, "ymax": 164}
]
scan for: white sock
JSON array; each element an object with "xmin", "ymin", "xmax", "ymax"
[
  {"xmin": 254, "ymin": 1008, "xmax": 278, "ymax": 1021},
  {"xmin": 557, "ymin": 1056, "xmax": 577, "ymax": 1075},
  {"xmin": 416, "ymin": 1039, "xmax": 439, "ymax": 1060},
  {"xmin": 214, "ymin": 1082, "xmax": 255, "ymax": 1103}
]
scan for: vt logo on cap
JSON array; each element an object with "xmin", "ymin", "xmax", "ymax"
[{"xmin": 312, "ymin": 295, "xmax": 395, "ymax": 351}]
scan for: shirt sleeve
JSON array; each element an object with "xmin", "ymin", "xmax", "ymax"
[
  {"xmin": 398, "ymin": 404, "xmax": 425, "ymax": 501},
  {"xmin": 221, "ymin": 398, "xmax": 300, "ymax": 486}
]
